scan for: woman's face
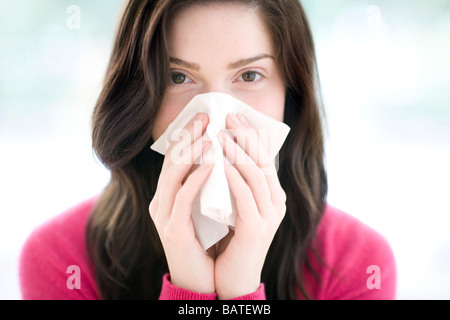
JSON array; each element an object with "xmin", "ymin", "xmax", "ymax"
[{"xmin": 152, "ymin": 3, "xmax": 286, "ymax": 140}]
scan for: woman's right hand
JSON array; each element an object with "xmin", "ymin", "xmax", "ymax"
[{"xmin": 149, "ymin": 113, "xmax": 215, "ymax": 294}]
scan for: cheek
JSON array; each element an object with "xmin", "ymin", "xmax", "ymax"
[
  {"xmin": 151, "ymin": 113, "xmax": 168, "ymax": 141},
  {"xmin": 239, "ymin": 73, "xmax": 287, "ymax": 122},
  {"xmin": 261, "ymin": 94, "xmax": 285, "ymax": 122},
  {"xmin": 152, "ymin": 95, "xmax": 189, "ymax": 140},
  {"xmin": 241, "ymin": 90, "xmax": 285, "ymax": 123}
]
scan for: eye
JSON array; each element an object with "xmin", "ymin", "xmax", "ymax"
[
  {"xmin": 169, "ymin": 71, "xmax": 193, "ymax": 85},
  {"xmin": 237, "ymin": 71, "xmax": 263, "ymax": 83}
]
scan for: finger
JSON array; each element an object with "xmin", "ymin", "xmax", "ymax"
[
  {"xmin": 171, "ymin": 162, "xmax": 214, "ymax": 226},
  {"xmin": 220, "ymin": 131, "xmax": 273, "ymax": 218},
  {"xmin": 225, "ymin": 114, "xmax": 286, "ymax": 209},
  {"xmin": 159, "ymin": 113, "xmax": 211, "ymax": 202},
  {"xmin": 225, "ymin": 114, "xmax": 273, "ymax": 172},
  {"xmin": 174, "ymin": 132, "xmax": 211, "ymax": 169},
  {"xmin": 158, "ymin": 140, "xmax": 212, "ymax": 221},
  {"xmin": 223, "ymin": 162, "xmax": 260, "ymax": 223},
  {"xmin": 163, "ymin": 113, "xmax": 209, "ymax": 170}
]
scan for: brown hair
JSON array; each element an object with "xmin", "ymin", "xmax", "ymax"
[{"xmin": 88, "ymin": 0, "xmax": 327, "ymax": 299}]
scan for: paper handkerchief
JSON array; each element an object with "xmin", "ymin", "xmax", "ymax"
[{"xmin": 151, "ymin": 92, "xmax": 290, "ymax": 250}]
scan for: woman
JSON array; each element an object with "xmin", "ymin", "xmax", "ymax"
[{"xmin": 19, "ymin": 0, "xmax": 396, "ymax": 300}]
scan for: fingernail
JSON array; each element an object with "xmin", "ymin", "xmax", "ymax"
[
  {"xmin": 230, "ymin": 114, "xmax": 242, "ymax": 127},
  {"xmin": 237, "ymin": 114, "xmax": 249, "ymax": 127},
  {"xmin": 195, "ymin": 113, "xmax": 206, "ymax": 121}
]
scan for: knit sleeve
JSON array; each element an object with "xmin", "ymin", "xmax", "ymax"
[
  {"xmin": 302, "ymin": 206, "xmax": 397, "ymax": 300},
  {"xmin": 159, "ymin": 274, "xmax": 266, "ymax": 300},
  {"xmin": 19, "ymin": 198, "xmax": 100, "ymax": 300},
  {"xmin": 19, "ymin": 228, "xmax": 99, "ymax": 300},
  {"xmin": 159, "ymin": 273, "xmax": 217, "ymax": 300},
  {"xmin": 332, "ymin": 225, "xmax": 397, "ymax": 300}
]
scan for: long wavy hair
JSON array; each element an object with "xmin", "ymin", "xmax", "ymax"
[{"xmin": 87, "ymin": 0, "xmax": 328, "ymax": 299}]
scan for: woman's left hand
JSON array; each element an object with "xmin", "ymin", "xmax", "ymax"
[{"xmin": 214, "ymin": 113, "xmax": 287, "ymax": 300}]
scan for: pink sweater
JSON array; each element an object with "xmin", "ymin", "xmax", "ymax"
[{"xmin": 19, "ymin": 197, "xmax": 396, "ymax": 300}]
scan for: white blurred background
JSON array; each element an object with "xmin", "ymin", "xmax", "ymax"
[{"xmin": 1, "ymin": 0, "xmax": 449, "ymax": 299}]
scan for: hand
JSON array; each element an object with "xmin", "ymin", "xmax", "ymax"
[
  {"xmin": 214, "ymin": 114, "xmax": 287, "ymax": 300},
  {"xmin": 149, "ymin": 113, "xmax": 216, "ymax": 294}
]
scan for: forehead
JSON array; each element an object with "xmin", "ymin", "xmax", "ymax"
[{"xmin": 167, "ymin": 3, "xmax": 274, "ymax": 64}]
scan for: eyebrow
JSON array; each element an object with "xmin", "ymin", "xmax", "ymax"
[
  {"xmin": 169, "ymin": 57, "xmax": 201, "ymax": 71},
  {"xmin": 227, "ymin": 54, "xmax": 274, "ymax": 70},
  {"xmin": 169, "ymin": 54, "xmax": 274, "ymax": 71}
]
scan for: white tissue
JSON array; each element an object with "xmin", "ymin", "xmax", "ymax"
[{"xmin": 151, "ymin": 92, "xmax": 290, "ymax": 250}]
